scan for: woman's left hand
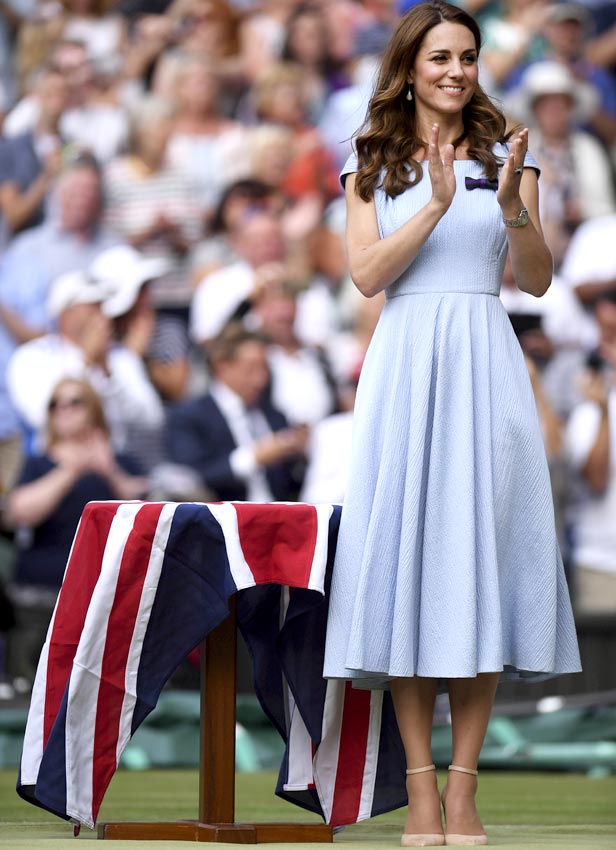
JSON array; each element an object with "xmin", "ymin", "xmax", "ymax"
[{"xmin": 497, "ymin": 128, "xmax": 528, "ymax": 215}]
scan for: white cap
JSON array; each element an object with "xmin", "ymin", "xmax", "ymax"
[
  {"xmin": 90, "ymin": 245, "xmax": 171, "ymax": 318},
  {"xmin": 47, "ymin": 269, "xmax": 111, "ymax": 319}
]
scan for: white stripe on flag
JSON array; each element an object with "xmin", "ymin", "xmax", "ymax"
[
  {"xmin": 307, "ymin": 504, "xmax": 333, "ymax": 593},
  {"xmin": 357, "ymin": 690, "xmax": 383, "ymax": 821},
  {"xmin": 19, "ymin": 511, "xmax": 86, "ymax": 785},
  {"xmin": 311, "ymin": 679, "xmax": 346, "ymax": 824},
  {"xmin": 116, "ymin": 503, "xmax": 177, "ymax": 764},
  {"xmin": 64, "ymin": 502, "xmax": 143, "ymax": 828},
  {"xmin": 207, "ymin": 503, "xmax": 255, "ymax": 589},
  {"xmin": 283, "ymin": 696, "xmax": 315, "ymax": 790}
]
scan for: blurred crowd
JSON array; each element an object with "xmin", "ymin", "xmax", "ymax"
[{"xmin": 0, "ymin": 0, "xmax": 615, "ymax": 695}]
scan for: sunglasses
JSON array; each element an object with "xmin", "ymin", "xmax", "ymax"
[{"xmin": 48, "ymin": 396, "xmax": 86, "ymax": 412}]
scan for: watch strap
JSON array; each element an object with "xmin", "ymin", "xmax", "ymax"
[{"xmin": 503, "ymin": 207, "xmax": 529, "ymax": 227}]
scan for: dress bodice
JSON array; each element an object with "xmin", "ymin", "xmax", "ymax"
[{"xmin": 341, "ymin": 145, "xmax": 539, "ymax": 299}]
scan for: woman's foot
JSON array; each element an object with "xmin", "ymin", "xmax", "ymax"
[
  {"xmin": 441, "ymin": 766, "xmax": 487, "ymax": 845},
  {"xmin": 401, "ymin": 766, "xmax": 445, "ymax": 846}
]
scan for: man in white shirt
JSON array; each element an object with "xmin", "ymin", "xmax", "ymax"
[{"xmin": 7, "ymin": 269, "xmax": 164, "ymax": 461}]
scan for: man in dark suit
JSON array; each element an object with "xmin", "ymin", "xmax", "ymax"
[{"xmin": 166, "ymin": 324, "xmax": 308, "ymax": 501}]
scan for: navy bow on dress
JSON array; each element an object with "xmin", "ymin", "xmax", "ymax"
[{"xmin": 464, "ymin": 176, "xmax": 499, "ymax": 191}]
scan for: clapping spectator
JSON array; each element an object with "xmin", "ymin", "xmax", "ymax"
[
  {"xmin": 4, "ymin": 377, "xmax": 146, "ymax": 685},
  {"xmin": 6, "ymin": 268, "xmax": 164, "ymax": 461}
]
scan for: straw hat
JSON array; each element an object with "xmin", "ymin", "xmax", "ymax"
[{"xmin": 507, "ymin": 61, "xmax": 599, "ymax": 125}]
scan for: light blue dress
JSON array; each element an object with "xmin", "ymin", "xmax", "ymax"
[{"xmin": 323, "ymin": 145, "xmax": 582, "ymax": 689}]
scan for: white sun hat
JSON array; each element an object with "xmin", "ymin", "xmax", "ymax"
[
  {"xmin": 90, "ymin": 245, "xmax": 172, "ymax": 318},
  {"xmin": 507, "ymin": 60, "xmax": 600, "ymax": 125},
  {"xmin": 47, "ymin": 269, "xmax": 112, "ymax": 319}
]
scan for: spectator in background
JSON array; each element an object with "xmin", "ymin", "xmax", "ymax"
[
  {"xmin": 165, "ymin": 55, "xmax": 248, "ymax": 222},
  {"xmin": 560, "ymin": 212, "xmax": 616, "ymax": 309},
  {"xmin": 505, "ymin": 2, "xmax": 616, "ymax": 153},
  {"xmin": 250, "ymin": 281, "xmax": 339, "ymax": 427},
  {"xmin": 281, "ymin": 1, "xmax": 344, "ymax": 123},
  {"xmin": 250, "ymin": 61, "xmax": 340, "ymax": 214},
  {"xmin": 190, "ymin": 210, "xmax": 336, "ymax": 350},
  {"xmin": 565, "ymin": 291, "xmax": 616, "ymax": 613},
  {"xmin": 190, "ymin": 177, "xmax": 285, "ymax": 283},
  {"xmin": 6, "ymin": 268, "xmax": 164, "ymax": 461},
  {"xmin": 151, "ymin": 0, "xmax": 243, "ymax": 110},
  {"xmin": 0, "ymin": 154, "xmax": 118, "ymax": 489},
  {"xmin": 92, "ymin": 243, "xmax": 190, "ymax": 405},
  {"xmin": 4, "ymin": 377, "xmax": 146, "ymax": 686},
  {"xmin": 319, "ymin": 24, "xmax": 389, "ymax": 171},
  {"xmin": 0, "ymin": 0, "xmax": 35, "ymax": 108},
  {"xmin": 0, "ymin": 65, "xmax": 68, "ymax": 243},
  {"xmin": 6, "ymin": 39, "xmax": 129, "ymax": 162},
  {"xmin": 246, "ymin": 123, "xmax": 323, "ymax": 244},
  {"xmin": 300, "ymin": 356, "xmax": 361, "ymax": 505},
  {"xmin": 500, "ymin": 251, "xmax": 597, "ymax": 418},
  {"xmin": 167, "ymin": 323, "xmax": 308, "ymax": 501},
  {"xmin": 479, "ymin": 0, "xmax": 551, "ymax": 97},
  {"xmin": 104, "ymin": 94, "xmax": 202, "ymax": 318},
  {"xmin": 506, "ymin": 60, "xmax": 613, "ymax": 269},
  {"xmin": 59, "ymin": 0, "xmax": 127, "ymax": 69}
]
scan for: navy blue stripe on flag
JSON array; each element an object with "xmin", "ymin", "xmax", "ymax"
[
  {"xmin": 17, "ymin": 681, "xmax": 71, "ymax": 821},
  {"xmin": 132, "ymin": 503, "xmax": 238, "ymax": 732}
]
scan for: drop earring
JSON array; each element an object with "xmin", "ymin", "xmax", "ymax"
[{"xmin": 406, "ymin": 85, "xmax": 413, "ymax": 102}]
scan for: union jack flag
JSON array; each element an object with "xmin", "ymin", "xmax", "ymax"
[{"xmin": 17, "ymin": 500, "xmax": 406, "ymax": 830}]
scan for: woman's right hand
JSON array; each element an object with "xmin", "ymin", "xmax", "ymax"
[{"xmin": 428, "ymin": 124, "xmax": 456, "ymax": 212}]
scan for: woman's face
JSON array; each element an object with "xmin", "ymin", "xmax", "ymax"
[
  {"xmin": 287, "ymin": 12, "xmax": 327, "ymax": 65},
  {"xmin": 135, "ymin": 115, "xmax": 173, "ymax": 165},
  {"xmin": 409, "ymin": 21, "xmax": 478, "ymax": 118},
  {"xmin": 178, "ymin": 64, "xmax": 218, "ymax": 114},
  {"xmin": 47, "ymin": 382, "xmax": 92, "ymax": 441}
]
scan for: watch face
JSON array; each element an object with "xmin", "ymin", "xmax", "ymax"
[{"xmin": 505, "ymin": 208, "xmax": 529, "ymax": 227}]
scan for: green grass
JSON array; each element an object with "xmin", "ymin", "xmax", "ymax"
[{"xmin": 0, "ymin": 769, "xmax": 615, "ymax": 848}]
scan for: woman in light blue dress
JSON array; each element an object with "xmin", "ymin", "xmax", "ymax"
[{"xmin": 322, "ymin": 3, "xmax": 581, "ymax": 846}]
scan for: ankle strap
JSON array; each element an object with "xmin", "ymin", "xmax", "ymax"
[
  {"xmin": 448, "ymin": 764, "xmax": 478, "ymax": 776},
  {"xmin": 405, "ymin": 764, "xmax": 436, "ymax": 775}
]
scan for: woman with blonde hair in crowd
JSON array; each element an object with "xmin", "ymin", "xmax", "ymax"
[
  {"xmin": 5, "ymin": 377, "xmax": 147, "ymax": 685},
  {"xmin": 165, "ymin": 55, "xmax": 248, "ymax": 221}
]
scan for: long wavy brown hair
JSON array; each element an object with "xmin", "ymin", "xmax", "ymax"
[{"xmin": 355, "ymin": 1, "xmax": 515, "ymax": 201}]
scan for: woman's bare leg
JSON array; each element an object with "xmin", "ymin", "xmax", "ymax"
[
  {"xmin": 442, "ymin": 673, "xmax": 500, "ymax": 837},
  {"xmin": 390, "ymin": 676, "xmax": 443, "ymax": 837}
]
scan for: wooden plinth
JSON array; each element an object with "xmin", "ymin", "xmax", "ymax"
[
  {"xmin": 98, "ymin": 598, "xmax": 333, "ymax": 844},
  {"xmin": 97, "ymin": 822, "xmax": 333, "ymax": 843}
]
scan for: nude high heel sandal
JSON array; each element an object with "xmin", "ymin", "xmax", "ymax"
[
  {"xmin": 443, "ymin": 765, "xmax": 488, "ymax": 846},
  {"xmin": 401, "ymin": 764, "xmax": 445, "ymax": 847}
]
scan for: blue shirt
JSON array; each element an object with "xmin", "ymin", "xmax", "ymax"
[{"xmin": 0, "ymin": 221, "xmax": 119, "ymax": 439}]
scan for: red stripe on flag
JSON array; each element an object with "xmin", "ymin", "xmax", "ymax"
[
  {"xmin": 234, "ymin": 503, "xmax": 318, "ymax": 587},
  {"xmin": 90, "ymin": 503, "xmax": 164, "ymax": 819},
  {"xmin": 43, "ymin": 502, "xmax": 120, "ymax": 746},
  {"xmin": 329, "ymin": 682, "xmax": 372, "ymax": 826}
]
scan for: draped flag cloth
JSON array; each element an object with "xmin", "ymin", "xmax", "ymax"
[{"xmin": 16, "ymin": 500, "xmax": 406, "ymax": 830}]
